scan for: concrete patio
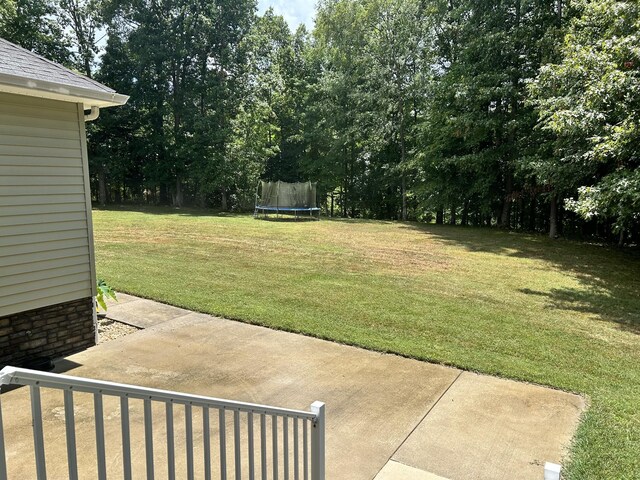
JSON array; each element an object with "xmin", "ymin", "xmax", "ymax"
[{"xmin": 0, "ymin": 294, "xmax": 585, "ymax": 479}]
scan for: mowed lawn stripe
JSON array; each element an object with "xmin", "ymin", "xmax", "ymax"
[{"xmin": 94, "ymin": 208, "xmax": 640, "ymax": 479}]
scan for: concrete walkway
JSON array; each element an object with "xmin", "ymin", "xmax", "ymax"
[{"xmin": 0, "ymin": 294, "xmax": 584, "ymax": 479}]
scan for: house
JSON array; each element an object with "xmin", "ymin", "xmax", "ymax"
[{"xmin": 0, "ymin": 38, "xmax": 128, "ymax": 367}]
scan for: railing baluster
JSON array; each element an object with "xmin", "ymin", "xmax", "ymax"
[
  {"xmin": 185, "ymin": 404, "xmax": 194, "ymax": 480},
  {"xmin": 0, "ymin": 368, "xmax": 324, "ymax": 480},
  {"xmin": 283, "ymin": 416, "xmax": 289, "ymax": 480},
  {"xmin": 63, "ymin": 390, "xmax": 78, "ymax": 480},
  {"xmin": 203, "ymin": 407, "xmax": 211, "ymax": 480},
  {"xmin": 166, "ymin": 402, "xmax": 176, "ymax": 480},
  {"xmin": 303, "ymin": 420, "xmax": 308, "ymax": 480},
  {"xmin": 94, "ymin": 393, "xmax": 107, "ymax": 480},
  {"xmin": 219, "ymin": 409, "xmax": 227, "ymax": 480},
  {"xmin": 293, "ymin": 418, "xmax": 299, "ymax": 480},
  {"xmin": 0, "ymin": 397, "xmax": 9, "ymax": 480},
  {"xmin": 248, "ymin": 412, "xmax": 255, "ymax": 480},
  {"xmin": 272, "ymin": 415, "xmax": 278, "ymax": 480},
  {"xmin": 143, "ymin": 398, "xmax": 154, "ymax": 480},
  {"xmin": 120, "ymin": 397, "xmax": 132, "ymax": 480},
  {"xmin": 30, "ymin": 386, "xmax": 46, "ymax": 480},
  {"xmin": 260, "ymin": 414, "xmax": 267, "ymax": 480},
  {"xmin": 234, "ymin": 410, "xmax": 241, "ymax": 480}
]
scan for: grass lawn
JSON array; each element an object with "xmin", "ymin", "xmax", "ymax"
[{"xmin": 93, "ymin": 207, "xmax": 640, "ymax": 479}]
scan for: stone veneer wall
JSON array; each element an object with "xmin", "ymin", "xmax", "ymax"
[{"xmin": 0, "ymin": 298, "xmax": 95, "ymax": 368}]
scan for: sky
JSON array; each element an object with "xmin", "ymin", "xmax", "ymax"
[{"xmin": 257, "ymin": 0, "xmax": 317, "ymax": 31}]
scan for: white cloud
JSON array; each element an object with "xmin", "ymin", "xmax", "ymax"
[{"xmin": 258, "ymin": 0, "xmax": 317, "ymax": 30}]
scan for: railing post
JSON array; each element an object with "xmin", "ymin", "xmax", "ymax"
[
  {"xmin": 544, "ymin": 462, "xmax": 561, "ymax": 480},
  {"xmin": 310, "ymin": 401, "xmax": 325, "ymax": 480},
  {"xmin": 0, "ymin": 397, "xmax": 8, "ymax": 480},
  {"xmin": 0, "ymin": 367, "xmax": 322, "ymax": 480}
]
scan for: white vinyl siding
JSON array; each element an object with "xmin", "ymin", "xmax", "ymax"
[{"xmin": 0, "ymin": 92, "xmax": 94, "ymax": 316}]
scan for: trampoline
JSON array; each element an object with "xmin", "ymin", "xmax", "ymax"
[{"xmin": 255, "ymin": 180, "xmax": 320, "ymax": 220}]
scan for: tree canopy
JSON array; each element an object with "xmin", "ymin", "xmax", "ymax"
[{"xmin": 1, "ymin": 0, "xmax": 637, "ymax": 244}]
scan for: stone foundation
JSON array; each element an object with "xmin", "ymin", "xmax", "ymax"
[{"xmin": 0, "ymin": 298, "xmax": 95, "ymax": 368}]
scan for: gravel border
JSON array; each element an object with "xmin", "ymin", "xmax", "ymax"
[{"xmin": 98, "ymin": 317, "xmax": 140, "ymax": 343}]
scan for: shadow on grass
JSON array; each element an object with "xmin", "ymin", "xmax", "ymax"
[
  {"xmin": 94, "ymin": 205, "xmax": 399, "ymax": 223},
  {"xmin": 399, "ymin": 223, "xmax": 640, "ymax": 334},
  {"xmin": 255, "ymin": 217, "xmax": 319, "ymax": 222},
  {"xmin": 96, "ymin": 205, "xmax": 320, "ymax": 222},
  {"xmin": 94, "ymin": 205, "xmax": 244, "ymax": 218},
  {"xmin": 95, "ymin": 206, "xmax": 639, "ymax": 333}
]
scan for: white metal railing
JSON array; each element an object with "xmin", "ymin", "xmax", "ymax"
[{"xmin": 0, "ymin": 366, "xmax": 325, "ymax": 480}]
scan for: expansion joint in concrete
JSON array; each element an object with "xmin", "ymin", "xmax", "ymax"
[{"xmin": 384, "ymin": 369, "xmax": 464, "ymax": 470}]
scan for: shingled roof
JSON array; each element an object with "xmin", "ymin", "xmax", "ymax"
[{"xmin": 0, "ymin": 37, "xmax": 128, "ymax": 108}]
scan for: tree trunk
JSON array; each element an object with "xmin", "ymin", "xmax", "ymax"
[
  {"xmin": 529, "ymin": 195, "xmax": 537, "ymax": 231},
  {"xmin": 83, "ymin": 56, "xmax": 92, "ymax": 79},
  {"xmin": 449, "ymin": 205, "xmax": 457, "ymax": 225},
  {"xmin": 500, "ymin": 200, "xmax": 511, "ymax": 228},
  {"xmin": 330, "ymin": 192, "xmax": 334, "ymax": 218},
  {"xmin": 500, "ymin": 174, "xmax": 513, "ymax": 228},
  {"xmin": 221, "ymin": 190, "xmax": 228, "ymax": 211},
  {"xmin": 556, "ymin": 0, "xmax": 562, "ymax": 21},
  {"xmin": 401, "ymin": 176, "xmax": 407, "ymax": 221},
  {"xmin": 160, "ymin": 184, "xmax": 169, "ymax": 205},
  {"xmin": 436, "ymin": 208, "xmax": 444, "ymax": 225},
  {"xmin": 461, "ymin": 200, "xmax": 469, "ymax": 226},
  {"xmin": 174, "ymin": 177, "xmax": 184, "ymax": 208},
  {"xmin": 618, "ymin": 229, "xmax": 625, "ymax": 247},
  {"xmin": 399, "ymin": 110, "xmax": 407, "ymax": 221},
  {"xmin": 98, "ymin": 168, "xmax": 107, "ymax": 206},
  {"xmin": 549, "ymin": 194, "xmax": 558, "ymax": 239},
  {"xmin": 517, "ymin": 197, "xmax": 525, "ymax": 229}
]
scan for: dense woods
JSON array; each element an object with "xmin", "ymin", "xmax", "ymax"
[{"xmin": 1, "ymin": 0, "xmax": 638, "ymax": 244}]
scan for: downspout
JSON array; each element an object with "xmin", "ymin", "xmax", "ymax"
[{"xmin": 84, "ymin": 106, "xmax": 100, "ymax": 122}]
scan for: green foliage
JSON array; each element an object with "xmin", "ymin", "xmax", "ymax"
[
  {"xmin": 0, "ymin": 0, "xmax": 72, "ymax": 66},
  {"xmin": 5, "ymin": 0, "xmax": 637, "ymax": 239},
  {"xmin": 95, "ymin": 278, "xmax": 117, "ymax": 312},
  {"xmin": 566, "ymin": 169, "xmax": 640, "ymax": 233},
  {"xmin": 0, "ymin": 0, "xmax": 15, "ymax": 21},
  {"xmin": 532, "ymin": 0, "xmax": 640, "ymax": 235},
  {"xmin": 57, "ymin": 0, "xmax": 103, "ymax": 76},
  {"xmin": 93, "ymin": 0, "xmax": 256, "ymax": 207},
  {"xmin": 420, "ymin": 0, "xmax": 561, "ymax": 227},
  {"xmin": 312, "ymin": 0, "xmax": 433, "ymax": 219}
]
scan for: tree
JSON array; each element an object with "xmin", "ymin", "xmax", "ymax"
[
  {"xmin": 360, "ymin": 0, "xmax": 431, "ymax": 220},
  {"xmin": 90, "ymin": 32, "xmax": 142, "ymax": 205},
  {"xmin": 101, "ymin": 0, "xmax": 255, "ymax": 208},
  {"xmin": 0, "ymin": 0, "xmax": 72, "ymax": 66},
  {"xmin": 314, "ymin": 0, "xmax": 358, "ymax": 216},
  {"xmin": 418, "ymin": 0, "xmax": 561, "ymax": 229},
  {"xmin": 532, "ymin": 0, "xmax": 640, "ymax": 243},
  {"xmin": 57, "ymin": 0, "xmax": 103, "ymax": 77}
]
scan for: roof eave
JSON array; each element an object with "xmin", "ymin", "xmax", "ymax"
[{"xmin": 0, "ymin": 72, "xmax": 129, "ymax": 109}]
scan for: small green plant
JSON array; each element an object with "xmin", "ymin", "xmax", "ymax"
[{"xmin": 96, "ymin": 278, "xmax": 117, "ymax": 312}]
